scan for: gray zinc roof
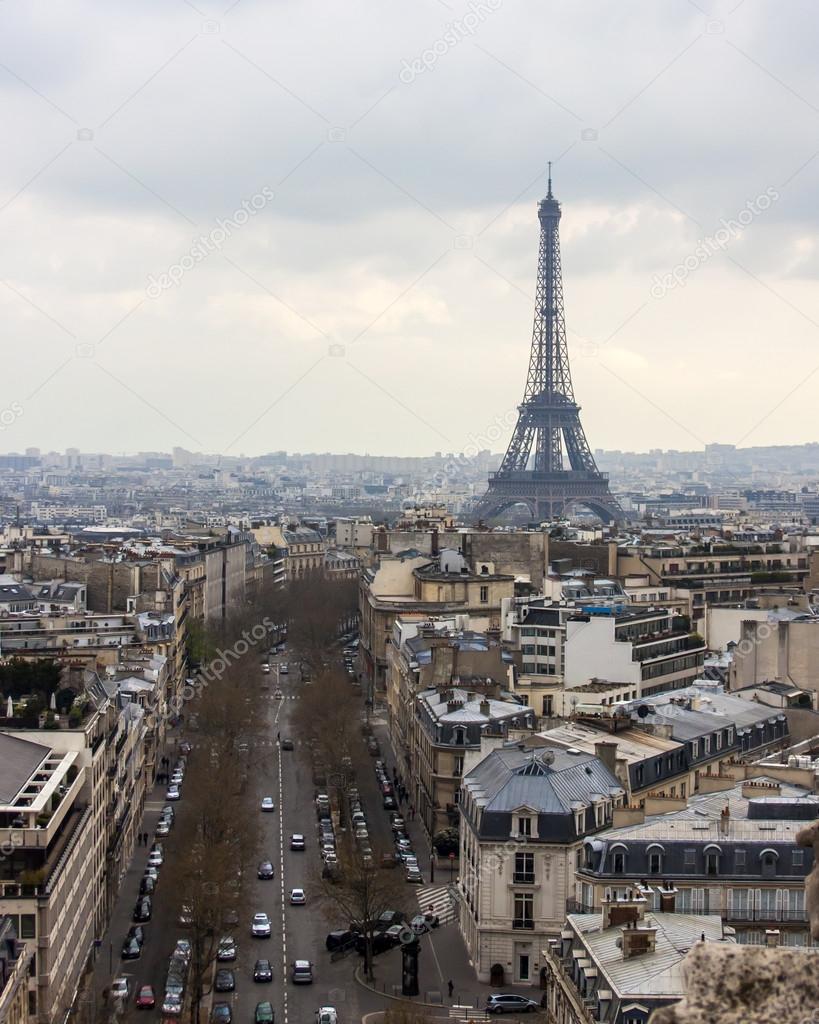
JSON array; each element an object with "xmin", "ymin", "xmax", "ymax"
[{"xmin": 0, "ymin": 733, "xmax": 52, "ymax": 804}]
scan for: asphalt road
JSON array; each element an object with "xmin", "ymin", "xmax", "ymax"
[{"xmin": 97, "ymin": 649, "xmax": 431, "ymax": 1024}]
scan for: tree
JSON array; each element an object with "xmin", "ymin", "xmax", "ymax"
[
  {"xmin": 432, "ymin": 827, "xmax": 459, "ymax": 857},
  {"xmin": 316, "ymin": 830, "xmax": 408, "ymax": 981},
  {"xmin": 162, "ymin": 659, "xmax": 261, "ymax": 1024}
]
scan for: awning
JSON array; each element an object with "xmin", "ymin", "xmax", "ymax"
[
  {"xmin": 597, "ymin": 989, "xmax": 613, "ymax": 1001},
  {"xmin": 582, "ymin": 968, "xmax": 598, "ymax": 979}
]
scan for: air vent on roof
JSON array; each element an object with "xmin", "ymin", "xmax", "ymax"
[{"xmin": 566, "ymin": 747, "xmax": 582, "ymax": 755}]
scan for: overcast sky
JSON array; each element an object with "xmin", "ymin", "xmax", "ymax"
[{"xmin": 1, "ymin": 0, "xmax": 818, "ymax": 458}]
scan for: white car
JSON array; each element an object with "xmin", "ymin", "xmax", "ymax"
[
  {"xmin": 166, "ymin": 785, "xmax": 181, "ymax": 801},
  {"xmin": 316, "ymin": 1009, "xmax": 338, "ymax": 1024},
  {"xmin": 252, "ymin": 912, "xmax": 271, "ymax": 938},
  {"xmin": 260, "ymin": 797, "xmax": 275, "ymax": 812},
  {"xmin": 279, "ymin": 663, "xmax": 289, "ymax": 675},
  {"xmin": 110, "ymin": 978, "xmax": 130, "ymax": 1001},
  {"xmin": 162, "ymin": 992, "xmax": 183, "ymax": 1016},
  {"xmin": 147, "ymin": 850, "xmax": 163, "ymax": 867},
  {"xmin": 261, "ymin": 663, "xmax": 271, "ymax": 674},
  {"xmin": 290, "ymin": 888, "xmax": 306, "ymax": 905}
]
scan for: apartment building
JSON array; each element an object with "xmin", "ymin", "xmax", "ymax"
[
  {"xmin": 458, "ymin": 744, "xmax": 624, "ymax": 985},
  {"xmin": 360, "ymin": 550, "xmax": 515, "ymax": 695},
  {"xmin": 414, "ymin": 684, "xmax": 533, "ymax": 837},
  {"xmin": 541, "ymin": 892, "xmax": 728, "ymax": 1024},
  {"xmin": 564, "ymin": 606, "xmax": 706, "ymax": 699},
  {"xmin": 574, "ymin": 778, "xmax": 817, "ymax": 946},
  {"xmin": 0, "ymin": 918, "xmax": 33, "ymax": 1024}
]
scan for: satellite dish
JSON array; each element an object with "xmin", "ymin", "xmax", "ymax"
[
  {"xmin": 636, "ymin": 704, "xmax": 652, "ymax": 718},
  {"xmin": 542, "ymin": 749, "xmax": 555, "ymax": 767}
]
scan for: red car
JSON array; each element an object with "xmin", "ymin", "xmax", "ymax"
[{"xmin": 136, "ymin": 985, "xmax": 156, "ymax": 1009}]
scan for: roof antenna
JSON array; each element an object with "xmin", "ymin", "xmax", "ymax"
[{"xmin": 547, "ymin": 161, "xmax": 553, "ymax": 199}]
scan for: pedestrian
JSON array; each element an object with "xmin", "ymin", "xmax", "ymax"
[
  {"xmin": 143, "ymin": 832, "xmax": 148, "ymax": 846},
  {"xmin": 136, "ymin": 833, "xmax": 141, "ymax": 847},
  {"xmin": 447, "ymin": 980, "xmax": 454, "ymax": 999}
]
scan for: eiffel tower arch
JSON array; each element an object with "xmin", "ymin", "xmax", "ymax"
[{"xmin": 474, "ymin": 170, "xmax": 624, "ymax": 525}]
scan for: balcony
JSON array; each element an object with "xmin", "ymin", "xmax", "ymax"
[
  {"xmin": 725, "ymin": 907, "xmax": 808, "ymax": 923},
  {"xmin": 512, "ymin": 918, "xmax": 535, "ymax": 930},
  {"xmin": 513, "ymin": 872, "xmax": 536, "ymax": 885}
]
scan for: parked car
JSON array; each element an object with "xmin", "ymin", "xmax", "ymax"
[
  {"xmin": 214, "ymin": 969, "xmax": 235, "ymax": 993},
  {"xmin": 161, "ymin": 993, "xmax": 183, "ymax": 1016},
  {"xmin": 258, "ymin": 860, "xmax": 275, "ymax": 879},
  {"xmin": 383, "ymin": 796, "xmax": 396, "ymax": 810},
  {"xmin": 121, "ymin": 937, "xmax": 141, "ymax": 960},
  {"xmin": 178, "ymin": 904, "xmax": 193, "ymax": 927},
  {"xmin": 143, "ymin": 866, "xmax": 158, "ymax": 882},
  {"xmin": 261, "ymin": 663, "xmax": 271, "ymax": 674},
  {"xmin": 253, "ymin": 958, "xmax": 273, "ymax": 983},
  {"xmin": 406, "ymin": 865, "xmax": 423, "ymax": 884},
  {"xmin": 260, "ymin": 797, "xmax": 275, "ymax": 812},
  {"xmin": 325, "ymin": 929, "xmax": 357, "ymax": 952},
  {"xmin": 147, "ymin": 850, "xmax": 163, "ymax": 868},
  {"xmin": 133, "ymin": 897, "xmax": 152, "ymax": 922},
  {"xmin": 173, "ymin": 939, "xmax": 191, "ymax": 962},
  {"xmin": 211, "ymin": 1002, "xmax": 232, "ymax": 1024},
  {"xmin": 217, "ymin": 937, "xmax": 237, "ymax": 962},
  {"xmin": 410, "ymin": 913, "xmax": 439, "ymax": 932},
  {"xmin": 485, "ymin": 994, "xmax": 541, "ymax": 1015},
  {"xmin": 254, "ymin": 1002, "xmax": 274, "ymax": 1024},
  {"xmin": 165, "ymin": 785, "xmax": 181, "ymax": 801},
  {"xmin": 291, "ymin": 960, "xmax": 313, "ymax": 984},
  {"xmin": 135, "ymin": 985, "xmax": 156, "ymax": 1009},
  {"xmin": 127, "ymin": 925, "xmax": 145, "ymax": 946},
  {"xmin": 290, "ymin": 834, "xmax": 305, "ymax": 851},
  {"xmin": 252, "ymin": 913, "xmax": 271, "ymax": 938},
  {"xmin": 155, "ymin": 819, "xmax": 171, "ymax": 838},
  {"xmin": 110, "ymin": 978, "xmax": 130, "ymax": 1002}
]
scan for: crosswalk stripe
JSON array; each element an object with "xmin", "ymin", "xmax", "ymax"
[{"xmin": 416, "ymin": 883, "xmax": 460, "ymax": 924}]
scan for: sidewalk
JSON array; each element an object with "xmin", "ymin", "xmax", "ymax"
[{"xmin": 356, "ymin": 921, "xmax": 542, "ymax": 1011}]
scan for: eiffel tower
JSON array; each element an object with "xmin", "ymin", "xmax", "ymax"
[{"xmin": 475, "ymin": 169, "xmax": 624, "ymax": 524}]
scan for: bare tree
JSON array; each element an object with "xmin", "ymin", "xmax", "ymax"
[{"xmin": 316, "ymin": 829, "xmax": 409, "ymax": 981}]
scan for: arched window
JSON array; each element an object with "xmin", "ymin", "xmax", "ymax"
[
  {"xmin": 704, "ymin": 843, "xmax": 722, "ymax": 876},
  {"xmin": 647, "ymin": 843, "xmax": 665, "ymax": 874},
  {"xmin": 610, "ymin": 843, "xmax": 628, "ymax": 874},
  {"xmin": 760, "ymin": 848, "xmax": 779, "ymax": 879}
]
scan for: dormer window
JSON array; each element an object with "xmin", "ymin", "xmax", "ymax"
[
  {"xmin": 517, "ymin": 816, "xmax": 532, "ymax": 837},
  {"xmin": 647, "ymin": 843, "xmax": 664, "ymax": 874}
]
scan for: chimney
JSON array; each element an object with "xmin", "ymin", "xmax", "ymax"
[
  {"xmin": 479, "ymin": 699, "xmax": 491, "ymax": 718},
  {"xmin": 601, "ymin": 889, "xmax": 647, "ymax": 930},
  {"xmin": 765, "ymin": 929, "xmax": 781, "ymax": 948},
  {"xmin": 431, "ymin": 529, "xmax": 439, "ymax": 556},
  {"xmin": 657, "ymin": 881, "xmax": 678, "ymax": 913},
  {"xmin": 720, "ymin": 804, "xmax": 730, "ymax": 835},
  {"xmin": 595, "ymin": 741, "xmax": 618, "ymax": 777},
  {"xmin": 621, "ymin": 924, "xmax": 657, "ymax": 960}
]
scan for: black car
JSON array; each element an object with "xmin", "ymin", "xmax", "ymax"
[
  {"xmin": 211, "ymin": 1002, "xmax": 232, "ymax": 1024},
  {"xmin": 121, "ymin": 937, "xmax": 141, "ymax": 960},
  {"xmin": 257, "ymin": 861, "xmax": 275, "ymax": 880},
  {"xmin": 127, "ymin": 925, "xmax": 145, "ymax": 947},
  {"xmin": 355, "ymin": 930, "xmax": 400, "ymax": 956},
  {"xmin": 253, "ymin": 959, "xmax": 273, "ymax": 983},
  {"xmin": 214, "ymin": 969, "xmax": 235, "ymax": 993},
  {"xmin": 132, "ymin": 897, "xmax": 152, "ymax": 923},
  {"xmin": 383, "ymin": 796, "xmax": 396, "ymax": 810},
  {"xmin": 281, "ymin": 739, "xmax": 294, "ymax": 750},
  {"xmin": 325, "ymin": 929, "xmax": 357, "ymax": 952},
  {"xmin": 139, "ymin": 876, "xmax": 155, "ymax": 896}
]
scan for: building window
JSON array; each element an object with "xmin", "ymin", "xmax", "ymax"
[
  {"xmin": 705, "ymin": 850, "xmax": 720, "ymax": 876},
  {"xmin": 648, "ymin": 847, "xmax": 663, "ymax": 874},
  {"xmin": 453, "ymin": 755, "xmax": 464, "ymax": 777},
  {"xmin": 792, "ymin": 849, "xmax": 804, "ymax": 868},
  {"xmin": 684, "ymin": 848, "xmax": 696, "ymax": 867},
  {"xmin": 542, "ymin": 695, "xmax": 553, "ymax": 716},
  {"xmin": 761, "ymin": 851, "xmax": 778, "ymax": 878},
  {"xmin": 517, "ymin": 816, "xmax": 532, "ymax": 837},
  {"xmin": 479, "ymin": 586, "xmax": 489, "ymax": 603},
  {"xmin": 514, "ymin": 852, "xmax": 535, "ymax": 884},
  {"xmin": 612, "ymin": 849, "xmax": 626, "ymax": 873},
  {"xmin": 20, "ymin": 914, "xmax": 35, "ymax": 938},
  {"xmin": 513, "ymin": 892, "xmax": 534, "ymax": 929}
]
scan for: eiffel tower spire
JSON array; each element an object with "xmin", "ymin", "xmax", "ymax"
[{"xmin": 475, "ymin": 173, "xmax": 623, "ymax": 523}]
